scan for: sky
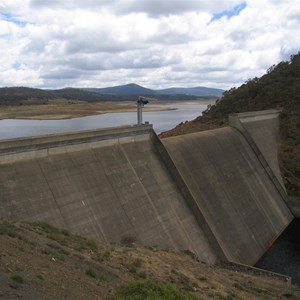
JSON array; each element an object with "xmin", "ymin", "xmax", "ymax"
[{"xmin": 0, "ymin": 0, "xmax": 299, "ymax": 90}]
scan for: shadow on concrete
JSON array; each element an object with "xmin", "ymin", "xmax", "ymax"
[{"xmin": 256, "ymin": 218, "xmax": 300, "ymax": 284}]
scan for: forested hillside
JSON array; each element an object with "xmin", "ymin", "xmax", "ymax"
[
  {"xmin": 0, "ymin": 85, "xmax": 221, "ymax": 104},
  {"xmin": 161, "ymin": 53, "xmax": 300, "ymax": 197},
  {"xmin": 0, "ymin": 87, "xmax": 125, "ymax": 103}
]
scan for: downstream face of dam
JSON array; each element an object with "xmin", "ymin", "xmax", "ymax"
[
  {"xmin": 0, "ymin": 110, "xmax": 294, "ymax": 267},
  {"xmin": 0, "ymin": 125, "xmax": 218, "ymax": 263}
]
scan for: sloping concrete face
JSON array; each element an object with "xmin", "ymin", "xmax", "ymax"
[
  {"xmin": 162, "ymin": 126, "xmax": 293, "ymax": 265},
  {"xmin": 229, "ymin": 110, "xmax": 285, "ymax": 190},
  {"xmin": 0, "ymin": 125, "xmax": 217, "ymax": 264}
]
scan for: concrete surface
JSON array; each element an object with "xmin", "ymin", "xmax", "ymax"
[
  {"xmin": 0, "ymin": 111, "xmax": 293, "ymax": 266},
  {"xmin": 162, "ymin": 126, "xmax": 293, "ymax": 265},
  {"xmin": 0, "ymin": 125, "xmax": 218, "ymax": 264},
  {"xmin": 229, "ymin": 110, "xmax": 286, "ymax": 191}
]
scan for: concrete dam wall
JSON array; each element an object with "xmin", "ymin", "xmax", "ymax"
[{"xmin": 0, "ymin": 111, "xmax": 293, "ymax": 266}]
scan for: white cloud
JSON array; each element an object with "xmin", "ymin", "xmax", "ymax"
[
  {"xmin": 0, "ymin": 0, "xmax": 299, "ymax": 90},
  {"xmin": 0, "ymin": 64, "xmax": 43, "ymax": 87},
  {"xmin": 27, "ymin": 0, "xmax": 242, "ymax": 15}
]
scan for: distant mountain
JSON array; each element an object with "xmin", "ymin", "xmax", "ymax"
[
  {"xmin": 85, "ymin": 83, "xmax": 224, "ymax": 97},
  {"xmin": 0, "ymin": 87, "xmax": 57, "ymax": 102},
  {"xmin": 0, "ymin": 83, "xmax": 224, "ymax": 104},
  {"xmin": 157, "ymin": 87, "xmax": 224, "ymax": 96},
  {"xmin": 54, "ymin": 88, "xmax": 124, "ymax": 102},
  {"xmin": 86, "ymin": 83, "xmax": 155, "ymax": 95},
  {"xmin": 0, "ymin": 87, "xmax": 125, "ymax": 103}
]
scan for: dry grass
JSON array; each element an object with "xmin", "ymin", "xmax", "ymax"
[{"xmin": 1, "ymin": 219, "xmax": 299, "ymax": 300}]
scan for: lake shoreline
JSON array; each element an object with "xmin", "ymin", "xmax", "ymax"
[
  {"xmin": 0, "ymin": 100, "xmax": 214, "ymax": 121},
  {"xmin": 0, "ymin": 102, "xmax": 175, "ymax": 120},
  {"xmin": 0, "ymin": 103, "xmax": 208, "ymax": 139}
]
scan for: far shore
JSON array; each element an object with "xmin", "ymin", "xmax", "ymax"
[{"xmin": 0, "ymin": 100, "xmax": 212, "ymax": 120}]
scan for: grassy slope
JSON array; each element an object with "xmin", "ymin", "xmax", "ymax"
[
  {"xmin": 1, "ymin": 219, "xmax": 299, "ymax": 300},
  {"xmin": 161, "ymin": 53, "xmax": 300, "ymax": 197}
]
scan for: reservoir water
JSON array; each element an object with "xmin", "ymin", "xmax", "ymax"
[{"xmin": 0, "ymin": 104, "xmax": 207, "ymax": 140}]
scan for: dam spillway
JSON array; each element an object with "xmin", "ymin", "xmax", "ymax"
[{"xmin": 0, "ymin": 110, "xmax": 294, "ymax": 266}]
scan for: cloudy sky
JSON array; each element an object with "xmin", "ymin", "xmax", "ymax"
[{"xmin": 0, "ymin": 0, "xmax": 299, "ymax": 90}]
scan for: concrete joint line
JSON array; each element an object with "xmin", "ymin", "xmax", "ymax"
[{"xmin": 151, "ymin": 131, "xmax": 227, "ymax": 262}]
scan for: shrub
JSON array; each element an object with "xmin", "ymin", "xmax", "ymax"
[
  {"xmin": 0, "ymin": 223, "xmax": 19, "ymax": 238},
  {"xmin": 108, "ymin": 279, "xmax": 201, "ymax": 300},
  {"xmin": 11, "ymin": 274, "xmax": 24, "ymax": 284},
  {"xmin": 36, "ymin": 274, "xmax": 44, "ymax": 280},
  {"xmin": 85, "ymin": 268, "xmax": 97, "ymax": 278},
  {"xmin": 128, "ymin": 259, "xmax": 142, "ymax": 274},
  {"xmin": 181, "ymin": 249, "xmax": 198, "ymax": 261},
  {"xmin": 178, "ymin": 273, "xmax": 195, "ymax": 291}
]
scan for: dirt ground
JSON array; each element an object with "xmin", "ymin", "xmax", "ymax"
[{"xmin": 0, "ymin": 219, "xmax": 299, "ymax": 300}]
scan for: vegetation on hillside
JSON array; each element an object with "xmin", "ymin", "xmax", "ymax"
[
  {"xmin": 161, "ymin": 53, "xmax": 300, "ymax": 197},
  {"xmin": 0, "ymin": 86, "xmax": 217, "ymax": 104},
  {"xmin": 0, "ymin": 87, "xmax": 124, "ymax": 103},
  {"xmin": 1, "ymin": 219, "xmax": 299, "ymax": 300},
  {"xmin": 108, "ymin": 280, "xmax": 200, "ymax": 300}
]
